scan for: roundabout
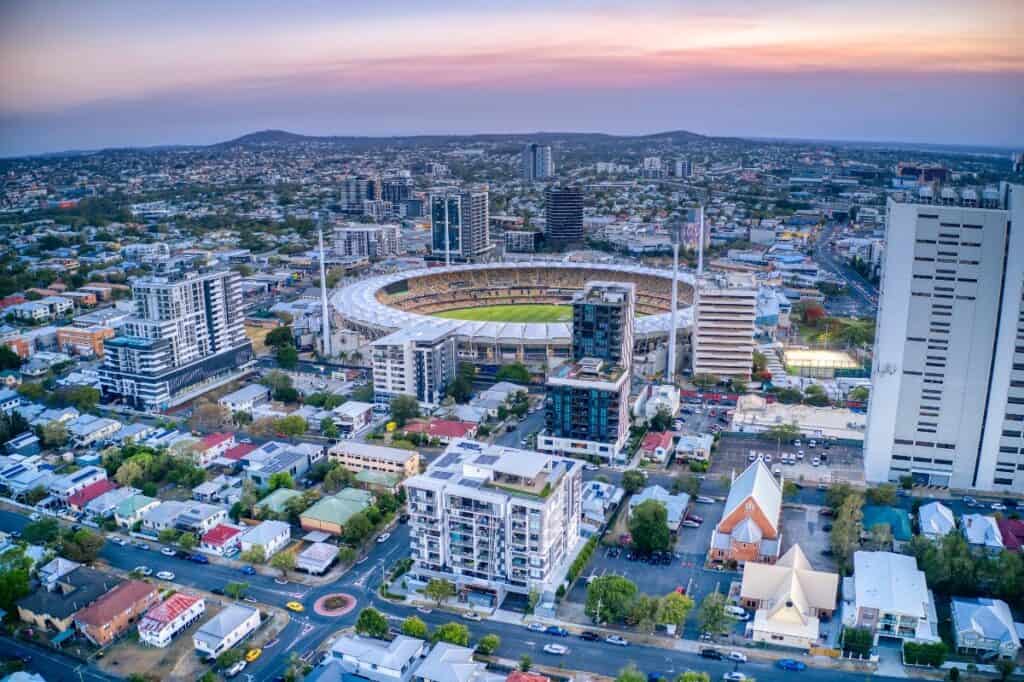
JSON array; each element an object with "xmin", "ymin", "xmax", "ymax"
[{"xmin": 314, "ymin": 592, "xmax": 358, "ymax": 617}]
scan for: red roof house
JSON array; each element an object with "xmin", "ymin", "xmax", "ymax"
[
  {"xmin": 194, "ymin": 432, "xmax": 236, "ymax": 466},
  {"xmin": 200, "ymin": 523, "xmax": 243, "ymax": 555},
  {"xmin": 997, "ymin": 517, "xmax": 1024, "ymax": 552},
  {"xmin": 401, "ymin": 418, "xmax": 477, "ymax": 443},
  {"xmin": 222, "ymin": 442, "xmax": 257, "ymax": 462},
  {"xmin": 640, "ymin": 431, "xmax": 674, "ymax": 462},
  {"xmin": 68, "ymin": 479, "xmax": 118, "ymax": 512}
]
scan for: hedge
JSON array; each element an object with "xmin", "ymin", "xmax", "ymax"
[
  {"xmin": 567, "ymin": 536, "xmax": 599, "ymax": 583},
  {"xmin": 903, "ymin": 641, "xmax": 947, "ymax": 667}
]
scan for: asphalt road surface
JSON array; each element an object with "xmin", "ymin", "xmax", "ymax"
[{"xmin": 815, "ymin": 223, "xmax": 878, "ymax": 316}]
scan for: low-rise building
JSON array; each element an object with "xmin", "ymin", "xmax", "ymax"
[
  {"xmin": 55, "ymin": 326, "xmax": 115, "ymax": 357},
  {"xmin": 739, "ymin": 545, "xmax": 838, "ymax": 649},
  {"xmin": 709, "ymin": 460, "xmax": 783, "ymax": 565},
  {"xmin": 961, "ymin": 514, "xmax": 1004, "ymax": 554},
  {"xmin": 138, "ymin": 593, "xmax": 206, "ymax": 648},
  {"xmin": 332, "ymin": 401, "xmax": 374, "ymax": 435},
  {"xmin": 730, "ymin": 393, "xmax": 866, "ymax": 442},
  {"xmin": 200, "ymin": 523, "xmax": 243, "ymax": 556},
  {"xmin": 328, "ymin": 633, "xmax": 425, "ymax": 682},
  {"xmin": 628, "ymin": 486, "xmax": 689, "ymax": 530},
  {"xmin": 950, "ymin": 597, "xmax": 1021, "ymax": 660},
  {"xmin": 328, "ymin": 441, "xmax": 420, "ymax": 479},
  {"xmin": 997, "ymin": 517, "xmax": 1024, "ymax": 552},
  {"xmin": 400, "ymin": 419, "xmax": 477, "ymax": 444},
  {"xmin": 194, "ymin": 433, "xmax": 236, "ymax": 468},
  {"xmin": 141, "ymin": 500, "xmax": 188, "ymax": 533},
  {"xmin": 17, "ymin": 565, "xmax": 119, "ymax": 635},
  {"xmin": 674, "ymin": 433, "xmax": 713, "ymax": 462},
  {"xmin": 256, "ymin": 488, "xmax": 303, "ymax": 516},
  {"xmin": 300, "ymin": 488, "xmax": 374, "ymax": 536},
  {"xmin": 297, "ymin": 542, "xmax": 339, "ymax": 575},
  {"xmin": 239, "ymin": 520, "xmax": 291, "ymax": 559},
  {"xmin": 114, "ymin": 494, "xmax": 160, "ymax": 529},
  {"xmin": 67, "ymin": 415, "xmax": 121, "ymax": 448},
  {"xmin": 639, "ymin": 431, "xmax": 673, "ymax": 463},
  {"xmin": 174, "ymin": 503, "xmax": 227, "ymax": 535},
  {"xmin": 75, "ymin": 580, "xmax": 159, "ymax": 646},
  {"xmin": 844, "ymin": 551, "xmax": 939, "ymax": 644},
  {"xmin": 47, "ymin": 466, "xmax": 107, "ymax": 502},
  {"xmin": 918, "ymin": 502, "xmax": 956, "ymax": 540},
  {"xmin": 413, "ymin": 642, "xmax": 504, "ymax": 682},
  {"xmin": 193, "ymin": 604, "xmax": 261, "ymax": 659},
  {"xmin": 218, "ymin": 384, "xmax": 270, "ymax": 414},
  {"xmin": 67, "ymin": 479, "xmax": 118, "ymax": 513}
]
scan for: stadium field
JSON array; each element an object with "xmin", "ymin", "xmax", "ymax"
[{"xmin": 433, "ymin": 304, "xmax": 572, "ymax": 323}]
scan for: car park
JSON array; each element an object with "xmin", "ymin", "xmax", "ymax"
[
  {"xmin": 605, "ymin": 635, "xmax": 629, "ymax": 646},
  {"xmin": 543, "ymin": 644, "xmax": 568, "ymax": 655}
]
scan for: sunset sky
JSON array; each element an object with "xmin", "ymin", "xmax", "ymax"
[{"xmin": 1, "ymin": 0, "xmax": 1021, "ymax": 156}]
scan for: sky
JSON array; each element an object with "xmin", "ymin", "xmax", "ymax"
[{"xmin": 1, "ymin": 0, "xmax": 1022, "ymax": 156}]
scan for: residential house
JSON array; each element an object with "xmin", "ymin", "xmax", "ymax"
[
  {"xmin": 193, "ymin": 604, "xmax": 261, "ymax": 659},
  {"xmin": 138, "ymin": 593, "xmax": 206, "ymax": 648},
  {"xmin": 412, "ymin": 642, "xmax": 504, "ymax": 682},
  {"xmin": 331, "ymin": 401, "xmax": 374, "ymax": 436},
  {"xmin": 193, "ymin": 433, "xmax": 236, "ymax": 468},
  {"xmin": 297, "ymin": 542, "xmax": 339, "ymax": 575},
  {"xmin": 67, "ymin": 479, "xmax": 118, "ymax": 514},
  {"xmin": 739, "ymin": 544, "xmax": 839, "ymax": 649},
  {"xmin": 961, "ymin": 514, "xmax": 1004, "ymax": 554},
  {"xmin": 581, "ymin": 480, "xmax": 624, "ymax": 533},
  {"xmin": 674, "ymin": 433, "xmax": 713, "ymax": 462},
  {"xmin": 918, "ymin": 502, "xmax": 956, "ymax": 540},
  {"xmin": 239, "ymin": 520, "xmax": 291, "ymax": 559},
  {"xmin": 355, "ymin": 470, "xmax": 402, "ymax": 493},
  {"xmin": 200, "ymin": 524, "xmax": 243, "ymax": 556},
  {"xmin": 400, "ymin": 419, "xmax": 477, "ymax": 444},
  {"xmin": 843, "ymin": 551, "xmax": 940, "ymax": 644},
  {"xmin": 328, "ymin": 441, "xmax": 420, "ymax": 478},
  {"xmin": 635, "ymin": 383, "xmax": 680, "ymax": 421},
  {"xmin": 0, "ymin": 388, "xmax": 20, "ymax": 413},
  {"xmin": 950, "ymin": 597, "xmax": 1021, "ymax": 660},
  {"xmin": 174, "ymin": 503, "xmax": 228, "ymax": 535},
  {"xmin": 639, "ymin": 431, "xmax": 673, "ymax": 463},
  {"xmin": 17, "ymin": 565, "xmax": 119, "ymax": 635},
  {"xmin": 74, "ymin": 580, "xmax": 159, "ymax": 646},
  {"xmin": 191, "ymin": 474, "xmax": 241, "ymax": 504},
  {"xmin": 300, "ymin": 488, "xmax": 374, "ymax": 536},
  {"xmin": 114, "ymin": 494, "xmax": 159, "ymax": 529},
  {"xmin": 256, "ymin": 487, "xmax": 303, "ymax": 516},
  {"xmin": 37, "ymin": 557, "xmax": 80, "ymax": 590},
  {"xmin": 328, "ymin": 633, "xmax": 425, "ymax": 682},
  {"xmin": 709, "ymin": 460, "xmax": 783, "ymax": 565},
  {"xmin": 67, "ymin": 415, "xmax": 121, "ymax": 448},
  {"xmin": 628, "ymin": 486, "xmax": 690, "ymax": 530},
  {"xmin": 218, "ymin": 384, "xmax": 270, "ymax": 414},
  {"xmin": 244, "ymin": 441, "xmax": 318, "ymax": 487},
  {"xmin": 84, "ymin": 486, "xmax": 138, "ymax": 519},
  {"xmin": 47, "ymin": 466, "xmax": 107, "ymax": 502},
  {"xmin": 997, "ymin": 517, "xmax": 1024, "ymax": 553},
  {"xmin": 141, "ymin": 500, "xmax": 188, "ymax": 533}
]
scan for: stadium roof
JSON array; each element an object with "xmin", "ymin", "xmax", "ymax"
[{"xmin": 332, "ymin": 261, "xmax": 693, "ymax": 344}]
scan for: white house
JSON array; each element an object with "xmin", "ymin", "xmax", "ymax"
[
  {"xmin": 961, "ymin": 514, "xmax": 1004, "ymax": 554},
  {"xmin": 675, "ymin": 432, "xmax": 714, "ymax": 462},
  {"xmin": 218, "ymin": 384, "xmax": 270, "ymax": 414},
  {"xmin": 141, "ymin": 500, "xmax": 188, "ymax": 532},
  {"xmin": 297, "ymin": 542, "xmax": 339, "ymax": 575},
  {"xmin": 67, "ymin": 415, "xmax": 121, "ymax": 448},
  {"xmin": 332, "ymin": 401, "xmax": 374, "ymax": 435},
  {"xmin": 193, "ymin": 604, "xmax": 260, "ymax": 659},
  {"xmin": 918, "ymin": 502, "xmax": 956, "ymax": 540},
  {"xmin": 328, "ymin": 633, "xmax": 425, "ymax": 682},
  {"xmin": 413, "ymin": 643, "xmax": 504, "ymax": 682},
  {"xmin": 239, "ymin": 520, "xmax": 291, "ymax": 559},
  {"xmin": 951, "ymin": 597, "xmax": 1021, "ymax": 660},
  {"xmin": 200, "ymin": 523, "xmax": 243, "ymax": 556},
  {"xmin": 47, "ymin": 466, "xmax": 107, "ymax": 502},
  {"xmin": 138, "ymin": 593, "xmax": 206, "ymax": 648},
  {"xmin": 844, "ymin": 551, "xmax": 940, "ymax": 644}
]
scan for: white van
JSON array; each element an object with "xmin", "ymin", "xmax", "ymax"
[{"xmin": 725, "ymin": 605, "xmax": 749, "ymax": 620}]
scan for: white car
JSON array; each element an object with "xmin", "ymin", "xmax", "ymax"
[
  {"xmin": 991, "ymin": 502, "xmax": 1007, "ymax": 511},
  {"xmin": 526, "ymin": 622, "xmax": 547, "ymax": 632},
  {"xmin": 134, "ymin": 566, "xmax": 152, "ymax": 576},
  {"xmin": 605, "ymin": 635, "xmax": 629, "ymax": 646},
  {"xmin": 160, "ymin": 547, "xmax": 176, "ymax": 556},
  {"xmin": 682, "ymin": 520, "xmax": 701, "ymax": 529},
  {"xmin": 773, "ymin": 466, "xmax": 782, "ymax": 475},
  {"xmin": 416, "ymin": 607, "xmax": 433, "ymax": 614},
  {"xmin": 29, "ymin": 513, "xmax": 41, "ymax": 521},
  {"xmin": 793, "ymin": 439, "xmax": 802, "ymax": 447},
  {"xmin": 584, "ymin": 464, "xmax": 600, "ymax": 471},
  {"xmin": 377, "ymin": 532, "xmax": 391, "ymax": 543},
  {"xmin": 763, "ymin": 453, "xmax": 772, "ymax": 464},
  {"xmin": 797, "ymin": 450, "xmax": 805, "ymax": 460},
  {"xmin": 727, "ymin": 651, "xmax": 747, "ymax": 663},
  {"xmin": 811, "ymin": 457, "xmax": 821, "ymax": 467},
  {"xmin": 543, "ymin": 644, "xmax": 568, "ymax": 655},
  {"xmin": 695, "ymin": 495, "xmax": 716, "ymax": 504},
  {"xmin": 225, "ymin": 659, "xmax": 247, "ymax": 678},
  {"xmin": 461, "ymin": 611, "xmax": 482, "ymax": 621},
  {"xmin": 722, "ymin": 674, "xmax": 747, "ymax": 682},
  {"xmin": 156, "ymin": 571, "xmax": 175, "ymax": 581}
]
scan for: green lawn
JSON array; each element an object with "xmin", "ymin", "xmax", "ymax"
[{"xmin": 433, "ymin": 304, "xmax": 572, "ymax": 323}]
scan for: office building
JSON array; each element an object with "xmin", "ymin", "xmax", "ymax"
[
  {"xmin": 544, "ymin": 186, "xmax": 584, "ymax": 246},
  {"xmin": 521, "ymin": 143, "xmax": 553, "ymax": 181},
  {"xmin": 403, "ymin": 438, "xmax": 583, "ymax": 604},
  {"xmin": 692, "ymin": 272, "xmax": 757, "ymax": 381},
  {"xmin": 371, "ymin": 323, "xmax": 457, "ymax": 409},
  {"xmin": 864, "ymin": 184, "xmax": 1024, "ymax": 491},
  {"xmin": 429, "ymin": 187, "xmax": 492, "ymax": 263},
  {"xmin": 539, "ymin": 282, "xmax": 634, "ymax": 462},
  {"xmin": 99, "ymin": 270, "xmax": 254, "ymax": 411}
]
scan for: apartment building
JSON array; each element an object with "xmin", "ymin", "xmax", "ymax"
[
  {"xmin": 55, "ymin": 325, "xmax": 115, "ymax": 357},
  {"xmin": 99, "ymin": 270, "xmax": 254, "ymax": 411},
  {"xmin": 692, "ymin": 272, "xmax": 757, "ymax": 380},
  {"xmin": 540, "ymin": 282, "xmax": 634, "ymax": 463},
  {"xmin": 333, "ymin": 224, "xmax": 402, "ymax": 259},
  {"xmin": 844, "ymin": 551, "xmax": 939, "ymax": 645},
  {"xmin": 328, "ymin": 441, "xmax": 420, "ymax": 478},
  {"xmin": 403, "ymin": 438, "xmax": 583, "ymax": 604},
  {"xmin": 429, "ymin": 187, "xmax": 492, "ymax": 263},
  {"xmin": 371, "ymin": 323, "xmax": 456, "ymax": 409},
  {"xmin": 865, "ymin": 183, "xmax": 1024, "ymax": 491},
  {"xmin": 75, "ymin": 580, "xmax": 159, "ymax": 646},
  {"xmin": 521, "ymin": 143, "xmax": 554, "ymax": 181}
]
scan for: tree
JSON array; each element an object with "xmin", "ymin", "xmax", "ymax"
[
  {"xmin": 586, "ymin": 575, "xmax": 638, "ymax": 623},
  {"xmin": 866, "ymin": 483, "xmax": 897, "ymax": 506},
  {"xmin": 783, "ymin": 480, "xmax": 799, "ymax": 500},
  {"xmin": 765, "ymin": 423, "xmax": 800, "ymax": 445},
  {"xmin": 830, "ymin": 492, "xmax": 864, "ymax": 575},
  {"xmin": 276, "ymin": 344, "xmax": 299, "ymax": 369},
  {"xmin": 274, "ymin": 415, "xmax": 307, "ymax": 438},
  {"xmin": 629, "ymin": 499, "xmax": 671, "ymax": 554},
  {"xmin": 390, "ymin": 394, "xmax": 420, "ymax": 427},
  {"xmin": 672, "ymin": 474, "xmax": 700, "ymax": 497},
  {"xmin": 729, "ymin": 379, "xmax": 747, "ymax": 394},
  {"xmin": 40, "ymin": 420, "xmax": 68, "ymax": 447},
  {"xmin": 401, "ymin": 616, "xmax": 429, "ymax": 639},
  {"xmin": 216, "ymin": 648, "xmax": 245, "ymax": 670},
  {"xmin": 0, "ymin": 547, "xmax": 32, "ymax": 616},
  {"xmin": 270, "ymin": 551, "xmax": 296, "ymax": 578},
  {"xmin": 225, "ymin": 581, "xmax": 249, "ymax": 599},
  {"xmin": 355, "ymin": 607, "xmax": 389, "ymax": 638},
  {"xmin": 190, "ymin": 400, "xmax": 229, "ymax": 432},
  {"xmin": 265, "ymin": 326, "xmax": 294, "ymax": 349},
  {"xmin": 848, "ymin": 386, "xmax": 870, "ymax": 402},
  {"xmin": 825, "ymin": 482, "xmax": 858, "ymax": 511},
  {"xmin": 657, "ymin": 591, "xmax": 695, "ymax": 632},
  {"xmin": 338, "ymin": 547, "xmax": 358, "ymax": 564},
  {"xmin": 21, "ymin": 517, "xmax": 59, "ymax": 544},
  {"xmin": 476, "ymin": 633, "xmax": 500, "ymax": 655},
  {"xmin": 629, "ymin": 594, "xmax": 660, "ymax": 633},
  {"xmin": 801, "ymin": 302, "xmax": 827, "ymax": 325},
  {"xmin": 56, "ymin": 386, "xmax": 100, "ymax": 412},
  {"xmin": 115, "ymin": 460, "xmax": 144, "ymax": 487},
  {"xmin": 432, "ymin": 622, "xmax": 470, "ymax": 646},
  {"xmin": 995, "ymin": 659, "xmax": 1016, "ymax": 681},
  {"xmin": 0, "ymin": 345, "xmax": 22, "ymax": 370},
  {"xmin": 697, "ymin": 593, "xmax": 732, "ymax": 636},
  {"xmin": 676, "ymin": 674, "xmax": 710, "ymax": 682},
  {"xmin": 519, "ymin": 656, "xmax": 532, "ymax": 672},
  {"xmin": 649, "ymin": 407, "xmax": 673, "ymax": 432},
  {"xmin": 692, "ymin": 373, "xmax": 719, "ymax": 390},
  {"xmin": 240, "ymin": 546, "xmax": 266, "ymax": 564},
  {"xmin": 424, "ymin": 578, "xmax": 456, "ymax": 606},
  {"xmin": 446, "ymin": 363, "xmax": 475, "ymax": 404},
  {"xmin": 616, "ymin": 664, "xmax": 646, "ymax": 682},
  {"xmin": 262, "ymin": 371, "xmax": 293, "ymax": 394},
  {"xmin": 622, "ymin": 470, "xmax": 646, "ymax": 494},
  {"xmin": 320, "ymin": 417, "xmax": 339, "ymax": 439},
  {"xmin": 343, "ymin": 513, "xmax": 374, "ymax": 545},
  {"xmin": 267, "ymin": 471, "xmax": 295, "ymax": 491},
  {"xmin": 495, "ymin": 363, "xmax": 530, "ymax": 385},
  {"xmin": 324, "ymin": 464, "xmax": 354, "ymax": 493},
  {"xmin": 868, "ymin": 523, "xmax": 893, "ymax": 550},
  {"xmin": 752, "ymin": 350, "xmax": 767, "ymax": 374},
  {"xmin": 62, "ymin": 529, "xmax": 105, "ymax": 563},
  {"xmin": 177, "ymin": 532, "xmax": 197, "ymax": 550}
]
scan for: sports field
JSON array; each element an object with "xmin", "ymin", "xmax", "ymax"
[{"xmin": 433, "ymin": 304, "xmax": 572, "ymax": 323}]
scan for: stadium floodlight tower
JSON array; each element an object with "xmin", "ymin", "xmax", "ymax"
[
  {"xmin": 667, "ymin": 217, "xmax": 682, "ymax": 384},
  {"xmin": 318, "ymin": 227, "xmax": 332, "ymax": 358}
]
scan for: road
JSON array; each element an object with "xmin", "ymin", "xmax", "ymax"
[{"xmin": 814, "ymin": 223, "xmax": 878, "ymax": 316}]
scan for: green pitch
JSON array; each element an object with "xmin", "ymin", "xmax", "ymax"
[{"xmin": 434, "ymin": 304, "xmax": 572, "ymax": 323}]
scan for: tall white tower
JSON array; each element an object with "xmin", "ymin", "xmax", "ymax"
[
  {"xmin": 318, "ymin": 228, "xmax": 332, "ymax": 358},
  {"xmin": 667, "ymin": 219, "xmax": 681, "ymax": 383}
]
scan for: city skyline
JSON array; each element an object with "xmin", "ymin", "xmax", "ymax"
[{"xmin": 1, "ymin": 0, "xmax": 1022, "ymax": 156}]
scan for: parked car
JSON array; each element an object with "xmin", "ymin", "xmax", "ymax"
[
  {"xmin": 579, "ymin": 631, "xmax": 601, "ymax": 641},
  {"xmin": 682, "ymin": 520, "xmax": 701, "ymax": 529},
  {"xmin": 605, "ymin": 635, "xmax": 629, "ymax": 646},
  {"xmin": 160, "ymin": 547, "xmax": 176, "ymax": 556},
  {"xmin": 545, "ymin": 626, "xmax": 568, "ymax": 637},
  {"xmin": 134, "ymin": 566, "xmax": 152, "ymax": 576},
  {"xmin": 135, "ymin": 542, "xmax": 150, "ymax": 550},
  {"xmin": 416, "ymin": 607, "xmax": 433, "ymax": 614},
  {"xmin": 156, "ymin": 571, "xmax": 175, "ymax": 581},
  {"xmin": 527, "ymin": 622, "xmax": 547, "ymax": 633},
  {"xmin": 241, "ymin": 565, "xmax": 257, "ymax": 575},
  {"xmin": 399, "ymin": 514, "xmax": 410, "ymax": 524},
  {"xmin": 722, "ymin": 673, "xmax": 747, "ymax": 681},
  {"xmin": 461, "ymin": 611, "xmax": 481, "ymax": 622},
  {"xmin": 695, "ymin": 496, "xmax": 716, "ymax": 504},
  {"xmin": 245, "ymin": 648, "xmax": 262, "ymax": 662},
  {"xmin": 727, "ymin": 651, "xmax": 747, "ymax": 663},
  {"xmin": 776, "ymin": 659, "xmax": 806, "ymax": 671},
  {"xmin": 811, "ymin": 457, "xmax": 820, "ymax": 467},
  {"xmin": 686, "ymin": 514, "xmax": 704, "ymax": 523},
  {"xmin": 700, "ymin": 648, "xmax": 723, "ymax": 660},
  {"xmin": 225, "ymin": 660, "xmax": 247, "ymax": 678},
  {"xmin": 377, "ymin": 532, "xmax": 391, "ymax": 543},
  {"xmin": 543, "ymin": 644, "xmax": 568, "ymax": 655},
  {"xmin": 29, "ymin": 512, "xmax": 41, "ymax": 521},
  {"xmin": 584, "ymin": 464, "xmax": 600, "ymax": 471},
  {"xmin": 189, "ymin": 554, "xmax": 209, "ymax": 564},
  {"xmin": 991, "ymin": 502, "xmax": 1007, "ymax": 511},
  {"xmin": 725, "ymin": 605, "xmax": 750, "ymax": 621}
]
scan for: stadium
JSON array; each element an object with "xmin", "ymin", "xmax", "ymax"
[{"xmin": 332, "ymin": 262, "xmax": 696, "ymax": 371}]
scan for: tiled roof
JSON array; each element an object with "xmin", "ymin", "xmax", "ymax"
[
  {"xmin": 75, "ymin": 580, "xmax": 156, "ymax": 627},
  {"xmin": 140, "ymin": 593, "xmax": 202, "ymax": 628},
  {"xmin": 68, "ymin": 479, "xmax": 118, "ymax": 508},
  {"xmin": 200, "ymin": 432, "xmax": 233, "ymax": 449},
  {"xmin": 201, "ymin": 523, "xmax": 242, "ymax": 547},
  {"xmin": 641, "ymin": 431, "xmax": 672, "ymax": 451},
  {"xmin": 402, "ymin": 419, "xmax": 476, "ymax": 439},
  {"xmin": 997, "ymin": 517, "xmax": 1024, "ymax": 552},
  {"xmin": 223, "ymin": 443, "xmax": 257, "ymax": 460}
]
